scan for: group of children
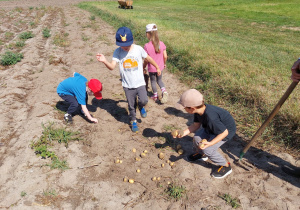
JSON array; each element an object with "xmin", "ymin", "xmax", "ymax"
[{"xmin": 57, "ymin": 24, "xmax": 236, "ymax": 179}]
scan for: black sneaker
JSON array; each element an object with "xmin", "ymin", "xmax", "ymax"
[
  {"xmin": 64, "ymin": 113, "xmax": 73, "ymax": 123},
  {"xmin": 187, "ymin": 153, "xmax": 208, "ymax": 162},
  {"xmin": 212, "ymin": 163, "xmax": 232, "ymax": 179}
]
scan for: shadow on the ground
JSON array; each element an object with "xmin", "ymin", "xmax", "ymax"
[
  {"xmin": 164, "ymin": 106, "xmax": 300, "ymax": 188},
  {"xmin": 92, "ymin": 98, "xmax": 129, "ymax": 124}
]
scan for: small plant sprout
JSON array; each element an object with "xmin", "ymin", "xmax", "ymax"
[
  {"xmin": 219, "ymin": 193, "xmax": 241, "ymax": 209},
  {"xmin": 165, "ymin": 183, "xmax": 186, "ymax": 201},
  {"xmin": 89, "ymin": 15, "xmax": 95, "ymax": 21},
  {"xmin": 21, "ymin": 191, "xmax": 27, "ymax": 197},
  {"xmin": 19, "ymin": 31, "xmax": 34, "ymax": 40},
  {"xmin": 42, "ymin": 28, "xmax": 51, "ymax": 38}
]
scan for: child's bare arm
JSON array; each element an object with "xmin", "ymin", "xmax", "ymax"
[
  {"xmin": 163, "ymin": 50, "xmax": 167, "ymax": 68},
  {"xmin": 145, "ymin": 55, "xmax": 161, "ymax": 76},
  {"xmin": 81, "ymin": 105, "xmax": 98, "ymax": 123},
  {"xmin": 96, "ymin": 53, "xmax": 117, "ymax": 70},
  {"xmin": 173, "ymin": 122, "xmax": 201, "ymax": 138}
]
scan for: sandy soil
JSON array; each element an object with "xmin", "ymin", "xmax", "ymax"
[{"xmin": 0, "ymin": 0, "xmax": 299, "ymax": 209}]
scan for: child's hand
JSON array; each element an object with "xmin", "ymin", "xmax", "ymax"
[
  {"xmin": 171, "ymin": 130, "xmax": 184, "ymax": 138},
  {"xmin": 90, "ymin": 117, "xmax": 98, "ymax": 123},
  {"xmin": 199, "ymin": 140, "xmax": 211, "ymax": 150},
  {"xmin": 96, "ymin": 53, "xmax": 106, "ymax": 63},
  {"xmin": 157, "ymin": 68, "xmax": 161, "ymax": 76}
]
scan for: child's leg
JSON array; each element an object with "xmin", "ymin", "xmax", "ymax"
[
  {"xmin": 137, "ymin": 85, "xmax": 148, "ymax": 109},
  {"xmin": 123, "ymin": 87, "xmax": 138, "ymax": 121},
  {"xmin": 144, "ymin": 73, "xmax": 149, "ymax": 91},
  {"xmin": 59, "ymin": 94, "xmax": 79, "ymax": 115},
  {"xmin": 202, "ymin": 141, "xmax": 227, "ymax": 166},
  {"xmin": 194, "ymin": 129, "xmax": 228, "ymax": 166},
  {"xmin": 149, "ymin": 72, "xmax": 158, "ymax": 98},
  {"xmin": 156, "ymin": 72, "xmax": 166, "ymax": 91}
]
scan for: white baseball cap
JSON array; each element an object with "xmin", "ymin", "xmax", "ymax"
[{"xmin": 146, "ymin": 24, "xmax": 158, "ymax": 32}]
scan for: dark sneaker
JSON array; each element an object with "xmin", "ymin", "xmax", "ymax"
[
  {"xmin": 64, "ymin": 113, "xmax": 73, "ymax": 123},
  {"xmin": 212, "ymin": 163, "xmax": 232, "ymax": 179},
  {"xmin": 187, "ymin": 153, "xmax": 208, "ymax": 162},
  {"xmin": 140, "ymin": 107, "xmax": 147, "ymax": 118},
  {"xmin": 130, "ymin": 120, "xmax": 139, "ymax": 133}
]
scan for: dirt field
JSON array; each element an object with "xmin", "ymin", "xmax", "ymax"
[{"xmin": 0, "ymin": 0, "xmax": 299, "ymax": 209}]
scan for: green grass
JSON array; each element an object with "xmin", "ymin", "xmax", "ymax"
[{"xmin": 78, "ymin": 0, "xmax": 300, "ymax": 153}]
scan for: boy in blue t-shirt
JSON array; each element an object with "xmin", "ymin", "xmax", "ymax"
[
  {"xmin": 57, "ymin": 72, "xmax": 102, "ymax": 123},
  {"xmin": 173, "ymin": 89, "xmax": 236, "ymax": 179}
]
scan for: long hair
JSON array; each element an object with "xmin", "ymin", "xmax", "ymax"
[{"xmin": 148, "ymin": 26, "xmax": 160, "ymax": 53}]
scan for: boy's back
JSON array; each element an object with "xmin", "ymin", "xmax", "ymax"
[{"xmin": 194, "ymin": 104, "xmax": 236, "ymax": 141}]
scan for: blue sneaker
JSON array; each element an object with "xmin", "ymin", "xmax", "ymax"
[
  {"xmin": 131, "ymin": 120, "xmax": 139, "ymax": 133},
  {"xmin": 140, "ymin": 107, "xmax": 147, "ymax": 118}
]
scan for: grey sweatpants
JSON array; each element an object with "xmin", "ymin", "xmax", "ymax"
[
  {"xmin": 193, "ymin": 129, "xmax": 227, "ymax": 166},
  {"xmin": 123, "ymin": 85, "xmax": 148, "ymax": 121},
  {"xmin": 149, "ymin": 71, "xmax": 165, "ymax": 93}
]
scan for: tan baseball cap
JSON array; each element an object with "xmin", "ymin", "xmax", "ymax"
[{"xmin": 175, "ymin": 89, "xmax": 204, "ymax": 109}]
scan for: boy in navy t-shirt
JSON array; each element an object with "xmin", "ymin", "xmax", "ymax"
[
  {"xmin": 57, "ymin": 72, "xmax": 102, "ymax": 124},
  {"xmin": 173, "ymin": 89, "xmax": 236, "ymax": 179}
]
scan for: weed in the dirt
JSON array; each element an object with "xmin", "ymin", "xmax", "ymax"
[
  {"xmin": 19, "ymin": 31, "xmax": 34, "ymax": 40},
  {"xmin": 43, "ymin": 189, "xmax": 57, "ymax": 197},
  {"xmin": 15, "ymin": 40, "xmax": 25, "ymax": 48},
  {"xmin": 53, "ymin": 32, "xmax": 70, "ymax": 47},
  {"xmin": 0, "ymin": 51, "xmax": 23, "ymax": 66},
  {"xmin": 30, "ymin": 122, "xmax": 82, "ymax": 170},
  {"xmin": 90, "ymin": 15, "xmax": 95, "ymax": 20},
  {"xmin": 29, "ymin": 6, "xmax": 34, "ymax": 10},
  {"xmin": 163, "ymin": 124, "xmax": 178, "ymax": 132},
  {"xmin": 81, "ymin": 34, "xmax": 90, "ymax": 41},
  {"xmin": 47, "ymin": 159, "xmax": 69, "ymax": 171},
  {"xmin": 165, "ymin": 183, "xmax": 186, "ymax": 201},
  {"xmin": 5, "ymin": 32, "xmax": 14, "ymax": 40},
  {"xmin": 219, "ymin": 193, "xmax": 241, "ymax": 209},
  {"xmin": 14, "ymin": 7, "xmax": 23, "ymax": 13},
  {"xmin": 42, "ymin": 28, "xmax": 51, "ymax": 38},
  {"xmin": 29, "ymin": 21, "xmax": 35, "ymax": 27},
  {"xmin": 20, "ymin": 191, "xmax": 27, "ymax": 197}
]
